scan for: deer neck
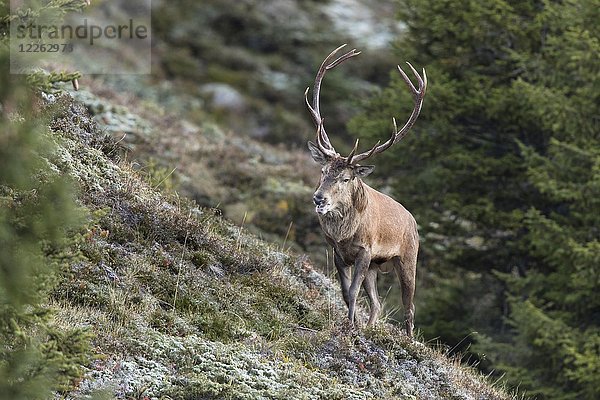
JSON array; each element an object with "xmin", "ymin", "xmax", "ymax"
[{"xmin": 318, "ymin": 180, "xmax": 368, "ymax": 242}]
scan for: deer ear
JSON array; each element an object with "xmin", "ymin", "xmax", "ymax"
[
  {"xmin": 354, "ymin": 165, "xmax": 375, "ymax": 178},
  {"xmin": 307, "ymin": 141, "xmax": 330, "ymax": 165}
]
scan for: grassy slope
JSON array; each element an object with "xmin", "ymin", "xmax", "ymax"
[
  {"xmin": 67, "ymin": 76, "xmax": 325, "ymax": 263},
  {"xmin": 43, "ymin": 94, "xmax": 514, "ymax": 400}
]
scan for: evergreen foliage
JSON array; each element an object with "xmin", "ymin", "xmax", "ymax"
[
  {"xmin": 0, "ymin": 2, "xmax": 93, "ymax": 399},
  {"xmin": 2, "ymin": 0, "xmax": 85, "ymax": 92},
  {"xmin": 350, "ymin": 0, "xmax": 599, "ymax": 397}
]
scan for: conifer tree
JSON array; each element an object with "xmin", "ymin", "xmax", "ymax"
[
  {"xmin": 1, "ymin": 1, "xmax": 92, "ymax": 398},
  {"xmin": 350, "ymin": 0, "xmax": 599, "ymax": 397},
  {"xmin": 491, "ymin": 4, "xmax": 600, "ymax": 392}
]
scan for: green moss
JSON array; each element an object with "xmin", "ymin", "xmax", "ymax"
[
  {"xmin": 217, "ymin": 251, "xmax": 245, "ymax": 271},
  {"xmin": 149, "ymin": 309, "xmax": 175, "ymax": 333},
  {"xmin": 229, "ymin": 273, "xmax": 326, "ymax": 341},
  {"xmin": 191, "ymin": 250, "xmax": 214, "ymax": 267},
  {"xmin": 190, "ymin": 303, "xmax": 247, "ymax": 343}
]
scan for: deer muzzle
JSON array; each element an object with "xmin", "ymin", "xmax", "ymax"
[{"xmin": 313, "ymin": 192, "xmax": 330, "ymax": 215}]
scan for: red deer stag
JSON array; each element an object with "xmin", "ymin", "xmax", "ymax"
[{"xmin": 305, "ymin": 44, "xmax": 427, "ymax": 337}]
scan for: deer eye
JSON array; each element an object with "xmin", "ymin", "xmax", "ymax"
[{"xmin": 342, "ymin": 178, "xmax": 351, "ymax": 183}]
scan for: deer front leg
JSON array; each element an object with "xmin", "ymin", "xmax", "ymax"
[
  {"xmin": 347, "ymin": 248, "xmax": 371, "ymax": 326},
  {"xmin": 334, "ymin": 251, "xmax": 352, "ymax": 315}
]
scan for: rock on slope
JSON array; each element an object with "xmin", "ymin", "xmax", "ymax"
[{"xmin": 43, "ymin": 95, "xmax": 514, "ymax": 400}]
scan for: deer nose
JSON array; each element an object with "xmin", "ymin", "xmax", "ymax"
[{"xmin": 313, "ymin": 193, "xmax": 326, "ymax": 206}]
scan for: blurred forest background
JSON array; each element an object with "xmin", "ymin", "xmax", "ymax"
[{"xmin": 1, "ymin": 0, "xmax": 599, "ymax": 399}]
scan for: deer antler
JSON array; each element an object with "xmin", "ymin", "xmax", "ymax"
[
  {"xmin": 348, "ymin": 62, "xmax": 427, "ymax": 165},
  {"xmin": 305, "ymin": 44, "xmax": 361, "ymax": 157}
]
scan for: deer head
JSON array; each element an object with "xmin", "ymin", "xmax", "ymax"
[{"xmin": 306, "ymin": 44, "xmax": 427, "ymax": 216}]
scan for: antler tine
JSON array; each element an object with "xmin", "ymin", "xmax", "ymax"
[
  {"xmin": 400, "ymin": 63, "xmax": 427, "ymax": 99},
  {"xmin": 306, "ymin": 44, "xmax": 361, "ymax": 152},
  {"xmin": 346, "ymin": 139, "xmax": 380, "ymax": 165},
  {"xmin": 304, "ymin": 87, "xmax": 318, "ymax": 125},
  {"xmin": 326, "ymin": 48, "xmax": 361, "ymax": 71},
  {"xmin": 305, "ymin": 86, "xmax": 336, "ymax": 151},
  {"xmin": 350, "ymin": 63, "xmax": 427, "ymax": 164},
  {"xmin": 346, "ymin": 138, "xmax": 360, "ymax": 162},
  {"xmin": 315, "ymin": 120, "xmax": 338, "ymax": 158}
]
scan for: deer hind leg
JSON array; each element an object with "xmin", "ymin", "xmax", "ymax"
[
  {"xmin": 363, "ymin": 265, "xmax": 381, "ymax": 327},
  {"xmin": 393, "ymin": 255, "xmax": 416, "ymax": 338}
]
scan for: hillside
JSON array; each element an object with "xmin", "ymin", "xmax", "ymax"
[
  {"xmin": 31, "ymin": 91, "xmax": 514, "ymax": 399},
  {"xmin": 67, "ymin": 78, "xmax": 323, "ymax": 261}
]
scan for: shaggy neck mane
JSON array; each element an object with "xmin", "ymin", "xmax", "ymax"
[{"xmin": 319, "ymin": 180, "xmax": 368, "ymax": 241}]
